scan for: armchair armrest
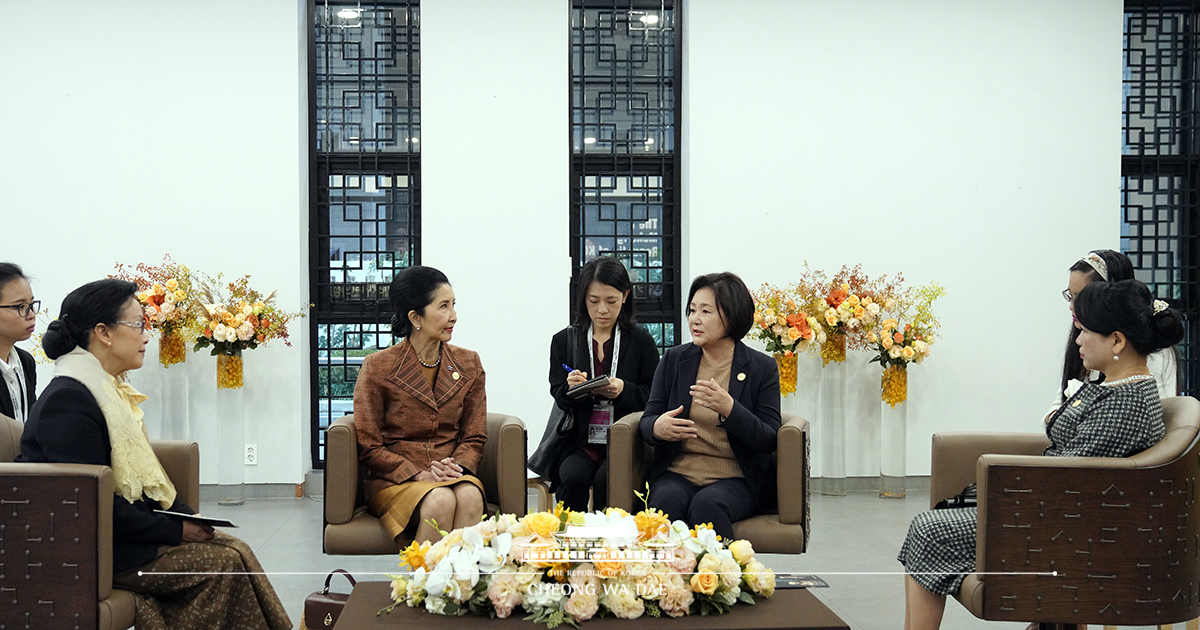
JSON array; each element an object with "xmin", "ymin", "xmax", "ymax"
[
  {"xmin": 608, "ymin": 411, "xmax": 646, "ymax": 512},
  {"xmin": 930, "ymin": 432, "xmax": 1049, "ymax": 509},
  {"xmin": 324, "ymin": 415, "xmax": 359, "ymax": 527},
  {"xmin": 776, "ymin": 414, "xmax": 808, "ymax": 525},
  {"xmin": 481, "ymin": 413, "xmax": 527, "ymax": 517},
  {"xmin": 151, "ymin": 440, "xmax": 200, "ymax": 510}
]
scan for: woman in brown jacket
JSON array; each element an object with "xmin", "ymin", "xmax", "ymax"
[{"xmin": 354, "ymin": 266, "xmax": 487, "ymax": 544}]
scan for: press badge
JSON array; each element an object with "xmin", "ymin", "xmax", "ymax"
[{"xmin": 588, "ymin": 401, "xmax": 614, "ymax": 444}]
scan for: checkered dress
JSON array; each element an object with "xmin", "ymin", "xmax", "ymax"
[{"xmin": 897, "ymin": 378, "xmax": 1164, "ymax": 595}]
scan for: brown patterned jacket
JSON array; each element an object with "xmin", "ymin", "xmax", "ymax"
[{"xmin": 353, "ymin": 341, "xmax": 487, "ymax": 499}]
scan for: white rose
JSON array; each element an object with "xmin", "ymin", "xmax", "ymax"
[
  {"xmin": 161, "ymin": 301, "xmax": 175, "ymax": 316},
  {"xmin": 213, "ymin": 324, "xmax": 228, "ymax": 342},
  {"xmin": 238, "ymin": 321, "xmax": 254, "ymax": 341},
  {"xmin": 888, "ymin": 346, "xmax": 902, "ymax": 359}
]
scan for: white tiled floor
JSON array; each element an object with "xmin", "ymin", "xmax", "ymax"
[{"xmin": 198, "ymin": 489, "xmax": 1160, "ymax": 630}]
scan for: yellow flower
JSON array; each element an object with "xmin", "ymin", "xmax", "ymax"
[
  {"xmin": 881, "ymin": 336, "xmax": 893, "ymax": 350},
  {"xmin": 690, "ymin": 571, "xmax": 718, "ymax": 595},
  {"xmin": 605, "ymin": 507, "xmax": 630, "ymax": 519},
  {"xmin": 175, "ymin": 290, "xmax": 187, "ymax": 301},
  {"xmin": 165, "ymin": 278, "xmax": 179, "ymax": 291},
  {"xmin": 825, "ymin": 309, "xmax": 838, "ymax": 327},
  {"xmin": 786, "ymin": 299, "xmax": 797, "ymax": 311},
  {"xmin": 853, "ymin": 305, "xmax": 865, "ymax": 319},
  {"xmin": 522, "ymin": 511, "xmax": 561, "ymax": 539},
  {"xmin": 882, "ymin": 318, "xmax": 898, "ymax": 331},
  {"xmin": 634, "ymin": 508, "xmax": 669, "ymax": 543},
  {"xmin": 593, "ymin": 549, "xmax": 623, "ymax": 578},
  {"xmin": 902, "ymin": 346, "xmax": 916, "ymax": 361},
  {"xmin": 845, "ymin": 294, "xmax": 860, "ymax": 308},
  {"xmin": 136, "ymin": 291, "xmax": 149, "ymax": 303},
  {"xmin": 151, "ymin": 283, "xmax": 165, "ymax": 295},
  {"xmin": 867, "ymin": 331, "xmax": 878, "ymax": 343},
  {"xmin": 728, "ymin": 539, "xmax": 755, "ymax": 565},
  {"xmin": 400, "ymin": 540, "xmax": 430, "ymax": 571}
]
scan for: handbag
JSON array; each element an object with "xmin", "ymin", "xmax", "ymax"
[
  {"xmin": 528, "ymin": 328, "xmax": 584, "ymax": 482},
  {"xmin": 300, "ymin": 569, "xmax": 357, "ymax": 630},
  {"xmin": 933, "ymin": 482, "xmax": 977, "ymax": 510}
]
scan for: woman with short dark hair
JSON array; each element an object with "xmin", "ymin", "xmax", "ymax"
[
  {"xmin": 355, "ymin": 265, "xmax": 487, "ymax": 544},
  {"xmin": 0, "ymin": 262, "xmax": 38, "ymax": 423},
  {"xmin": 639, "ymin": 271, "xmax": 781, "ymax": 539},
  {"xmin": 532, "ymin": 256, "xmax": 659, "ymax": 511},
  {"xmin": 20, "ymin": 279, "xmax": 290, "ymax": 630},
  {"xmin": 900, "ymin": 278, "xmax": 1185, "ymax": 630}
]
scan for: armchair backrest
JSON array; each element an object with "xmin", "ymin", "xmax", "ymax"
[
  {"xmin": 1128, "ymin": 395, "xmax": 1200, "ymax": 467},
  {"xmin": 1, "ymin": 412, "xmax": 21, "ymax": 462}
]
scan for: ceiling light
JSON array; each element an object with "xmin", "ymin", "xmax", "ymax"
[
  {"xmin": 644, "ymin": 138, "xmax": 655, "ymax": 144},
  {"xmin": 584, "ymin": 137, "xmax": 597, "ymax": 144},
  {"xmin": 640, "ymin": 14, "xmax": 659, "ymax": 25},
  {"xmin": 338, "ymin": 8, "xmax": 360, "ymax": 19}
]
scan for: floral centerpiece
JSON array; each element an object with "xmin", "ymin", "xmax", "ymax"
[
  {"xmin": 749, "ymin": 284, "xmax": 823, "ymax": 396},
  {"xmin": 867, "ymin": 282, "xmax": 945, "ymax": 407},
  {"xmin": 385, "ymin": 503, "xmax": 776, "ymax": 627},
  {"xmin": 111, "ymin": 256, "xmax": 202, "ymax": 367},
  {"xmin": 192, "ymin": 273, "xmax": 304, "ymax": 389}
]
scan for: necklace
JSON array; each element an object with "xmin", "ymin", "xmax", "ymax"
[
  {"xmin": 1102, "ymin": 373, "xmax": 1152, "ymax": 387},
  {"xmin": 416, "ymin": 343, "xmax": 442, "ymax": 369}
]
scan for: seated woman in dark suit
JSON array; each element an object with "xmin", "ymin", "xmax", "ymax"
[
  {"xmin": 536, "ymin": 256, "xmax": 660, "ymax": 511},
  {"xmin": 639, "ymin": 271, "xmax": 782, "ymax": 539},
  {"xmin": 355, "ymin": 265, "xmax": 487, "ymax": 544},
  {"xmin": 0, "ymin": 262, "xmax": 38, "ymax": 423},
  {"xmin": 899, "ymin": 279, "xmax": 1184, "ymax": 630},
  {"xmin": 20, "ymin": 279, "xmax": 290, "ymax": 630}
]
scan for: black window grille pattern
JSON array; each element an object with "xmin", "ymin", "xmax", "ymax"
[
  {"xmin": 1123, "ymin": 2, "xmax": 1200, "ymax": 396},
  {"xmin": 310, "ymin": 1, "xmax": 419, "ymax": 466},
  {"xmin": 571, "ymin": 1, "xmax": 681, "ymax": 352}
]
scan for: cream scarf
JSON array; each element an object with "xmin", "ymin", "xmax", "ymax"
[{"xmin": 54, "ymin": 348, "xmax": 177, "ymax": 508}]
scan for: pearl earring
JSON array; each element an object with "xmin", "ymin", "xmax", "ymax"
[
  {"xmin": 1113, "ymin": 355, "xmax": 1119, "ymax": 361},
  {"xmin": 416, "ymin": 326, "xmax": 421, "ymax": 331}
]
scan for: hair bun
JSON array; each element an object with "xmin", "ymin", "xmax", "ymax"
[
  {"xmin": 1150, "ymin": 302, "xmax": 1185, "ymax": 351},
  {"xmin": 42, "ymin": 319, "xmax": 79, "ymax": 360}
]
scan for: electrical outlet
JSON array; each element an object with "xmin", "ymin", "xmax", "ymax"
[{"xmin": 245, "ymin": 444, "xmax": 257, "ymax": 466}]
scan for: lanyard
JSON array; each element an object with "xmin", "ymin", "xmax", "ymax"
[
  {"xmin": 586, "ymin": 324, "xmax": 621, "ymax": 379},
  {"xmin": 2, "ymin": 348, "xmax": 28, "ymax": 423}
]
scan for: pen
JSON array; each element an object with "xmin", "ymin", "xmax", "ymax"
[{"xmin": 562, "ymin": 364, "xmax": 575, "ymax": 373}]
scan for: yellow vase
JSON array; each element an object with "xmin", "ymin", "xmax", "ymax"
[
  {"xmin": 821, "ymin": 332, "xmax": 847, "ymax": 365},
  {"xmin": 774, "ymin": 352, "xmax": 798, "ymax": 396},
  {"xmin": 217, "ymin": 352, "xmax": 244, "ymax": 390},
  {"xmin": 159, "ymin": 330, "xmax": 187, "ymax": 368},
  {"xmin": 882, "ymin": 363, "xmax": 908, "ymax": 407}
]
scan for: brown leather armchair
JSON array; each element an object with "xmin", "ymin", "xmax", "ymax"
[
  {"xmin": 929, "ymin": 396, "xmax": 1200, "ymax": 629},
  {"xmin": 0, "ymin": 413, "xmax": 200, "ymax": 630},
  {"xmin": 323, "ymin": 412, "xmax": 528, "ymax": 554},
  {"xmin": 607, "ymin": 411, "xmax": 810, "ymax": 554}
]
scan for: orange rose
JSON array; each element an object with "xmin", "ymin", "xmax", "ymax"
[
  {"xmin": 522, "ymin": 511, "xmax": 561, "ymax": 539},
  {"xmin": 246, "ymin": 314, "xmax": 259, "ymax": 327},
  {"xmin": 690, "ymin": 571, "xmax": 718, "ymax": 595},
  {"xmin": 893, "ymin": 332, "xmax": 904, "ymax": 344},
  {"xmin": 785, "ymin": 313, "xmax": 805, "ymax": 327},
  {"xmin": 593, "ymin": 549, "xmax": 623, "ymax": 578},
  {"xmin": 825, "ymin": 288, "xmax": 848, "ymax": 308}
]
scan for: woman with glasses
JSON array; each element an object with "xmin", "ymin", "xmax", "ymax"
[
  {"xmin": 19, "ymin": 279, "xmax": 290, "ymax": 630},
  {"xmin": 1047, "ymin": 250, "xmax": 1178, "ymax": 422},
  {"xmin": 0, "ymin": 263, "xmax": 39, "ymax": 423}
]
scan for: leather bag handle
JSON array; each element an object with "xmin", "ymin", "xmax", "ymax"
[{"xmin": 322, "ymin": 569, "xmax": 357, "ymax": 594}]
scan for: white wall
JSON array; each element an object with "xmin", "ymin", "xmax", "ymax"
[
  {"xmin": 685, "ymin": 0, "xmax": 1124, "ymax": 476},
  {"xmin": 421, "ymin": 0, "xmax": 570, "ymax": 439},
  {"xmin": 1, "ymin": 0, "xmax": 1124, "ymax": 483},
  {"xmin": 0, "ymin": 0, "xmax": 309, "ymax": 484}
]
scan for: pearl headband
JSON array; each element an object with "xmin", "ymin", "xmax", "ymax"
[{"xmin": 1080, "ymin": 252, "xmax": 1109, "ymax": 281}]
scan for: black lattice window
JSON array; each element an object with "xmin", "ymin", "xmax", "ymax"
[
  {"xmin": 1123, "ymin": 2, "xmax": 1200, "ymax": 396},
  {"xmin": 571, "ymin": 1, "xmax": 681, "ymax": 352},
  {"xmin": 310, "ymin": 1, "xmax": 419, "ymax": 466}
]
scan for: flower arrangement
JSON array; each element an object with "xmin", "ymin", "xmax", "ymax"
[
  {"xmin": 191, "ymin": 273, "xmax": 304, "ymax": 389},
  {"xmin": 792, "ymin": 264, "xmax": 902, "ymax": 365},
  {"xmin": 111, "ymin": 256, "xmax": 202, "ymax": 367},
  {"xmin": 385, "ymin": 503, "xmax": 775, "ymax": 627},
  {"xmin": 867, "ymin": 282, "xmax": 946, "ymax": 407},
  {"xmin": 749, "ymin": 284, "xmax": 822, "ymax": 396}
]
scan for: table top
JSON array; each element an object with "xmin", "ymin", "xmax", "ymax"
[{"xmin": 334, "ymin": 581, "xmax": 849, "ymax": 630}]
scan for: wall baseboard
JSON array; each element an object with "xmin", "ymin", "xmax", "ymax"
[
  {"xmin": 811, "ymin": 475, "xmax": 930, "ymax": 494},
  {"xmin": 199, "ymin": 483, "xmax": 305, "ymax": 500}
]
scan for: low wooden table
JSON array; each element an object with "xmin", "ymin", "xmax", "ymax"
[{"xmin": 334, "ymin": 581, "xmax": 849, "ymax": 630}]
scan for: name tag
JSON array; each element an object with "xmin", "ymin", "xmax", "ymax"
[{"xmin": 588, "ymin": 402, "xmax": 614, "ymax": 445}]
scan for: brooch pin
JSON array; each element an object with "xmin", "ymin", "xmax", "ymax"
[
  {"xmin": 449, "ymin": 366, "xmax": 460, "ymax": 381},
  {"xmin": 737, "ymin": 373, "xmax": 746, "ymax": 381},
  {"xmin": 1071, "ymin": 400, "xmax": 1081, "ymax": 407}
]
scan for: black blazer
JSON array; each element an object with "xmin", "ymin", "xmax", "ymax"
[
  {"xmin": 549, "ymin": 323, "xmax": 660, "ymax": 425},
  {"xmin": 0, "ymin": 347, "xmax": 37, "ymax": 419},
  {"xmin": 638, "ymin": 340, "xmax": 782, "ymax": 513},
  {"xmin": 19, "ymin": 377, "xmax": 193, "ymax": 573}
]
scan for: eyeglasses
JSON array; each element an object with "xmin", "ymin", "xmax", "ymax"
[
  {"xmin": 113, "ymin": 319, "xmax": 148, "ymax": 334},
  {"xmin": 1061, "ymin": 289, "xmax": 1073, "ymax": 303},
  {"xmin": 0, "ymin": 300, "xmax": 40, "ymax": 317}
]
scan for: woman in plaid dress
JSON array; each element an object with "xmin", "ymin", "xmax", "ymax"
[{"xmin": 899, "ymin": 279, "xmax": 1185, "ymax": 630}]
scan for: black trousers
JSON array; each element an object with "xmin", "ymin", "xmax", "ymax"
[
  {"xmin": 556, "ymin": 449, "xmax": 608, "ymax": 512},
  {"xmin": 647, "ymin": 470, "xmax": 757, "ymax": 540}
]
